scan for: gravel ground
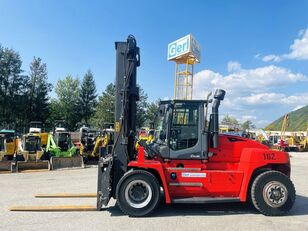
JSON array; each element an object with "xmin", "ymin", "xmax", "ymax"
[{"xmin": 0, "ymin": 152, "xmax": 307, "ymax": 231}]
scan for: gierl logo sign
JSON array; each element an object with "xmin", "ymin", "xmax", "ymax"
[{"xmin": 168, "ymin": 35, "xmax": 190, "ymax": 60}]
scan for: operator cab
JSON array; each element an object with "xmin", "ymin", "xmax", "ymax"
[
  {"xmin": 24, "ymin": 135, "xmax": 42, "ymax": 154},
  {"xmin": 149, "ymin": 89, "xmax": 225, "ymax": 160},
  {"xmin": 0, "ymin": 130, "xmax": 16, "ymax": 143},
  {"xmin": 54, "ymin": 132, "xmax": 71, "ymax": 151},
  {"xmin": 153, "ymin": 100, "xmax": 206, "ymax": 159},
  {"xmin": 29, "ymin": 121, "xmax": 43, "ymax": 133}
]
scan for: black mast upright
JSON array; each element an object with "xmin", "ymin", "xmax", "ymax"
[
  {"xmin": 112, "ymin": 35, "xmax": 140, "ymax": 194},
  {"xmin": 97, "ymin": 35, "xmax": 140, "ymax": 210}
]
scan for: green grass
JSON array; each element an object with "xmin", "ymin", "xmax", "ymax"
[{"xmin": 265, "ymin": 105, "xmax": 308, "ymax": 131}]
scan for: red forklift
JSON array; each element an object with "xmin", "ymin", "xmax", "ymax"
[{"xmin": 97, "ymin": 35, "xmax": 295, "ymax": 217}]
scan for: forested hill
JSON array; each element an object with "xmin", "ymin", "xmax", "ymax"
[{"xmin": 265, "ymin": 105, "xmax": 308, "ymax": 131}]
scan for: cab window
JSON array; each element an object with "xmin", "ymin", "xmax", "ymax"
[{"xmin": 170, "ymin": 103, "xmax": 199, "ymax": 150}]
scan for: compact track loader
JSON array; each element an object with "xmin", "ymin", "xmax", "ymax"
[
  {"xmin": 28, "ymin": 121, "xmax": 49, "ymax": 148},
  {"xmin": 16, "ymin": 133, "xmax": 50, "ymax": 172},
  {"xmin": 45, "ymin": 121, "xmax": 83, "ymax": 170}
]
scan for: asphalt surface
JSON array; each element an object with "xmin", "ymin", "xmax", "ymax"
[{"xmin": 0, "ymin": 152, "xmax": 307, "ymax": 231}]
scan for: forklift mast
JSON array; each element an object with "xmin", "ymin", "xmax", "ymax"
[
  {"xmin": 113, "ymin": 34, "xmax": 140, "ymax": 191},
  {"xmin": 97, "ymin": 35, "xmax": 140, "ymax": 209}
]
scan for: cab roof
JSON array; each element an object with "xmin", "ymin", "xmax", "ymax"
[{"xmin": 0, "ymin": 129, "xmax": 15, "ymax": 134}]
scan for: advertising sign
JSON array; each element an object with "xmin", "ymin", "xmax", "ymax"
[{"xmin": 168, "ymin": 34, "xmax": 201, "ymax": 62}]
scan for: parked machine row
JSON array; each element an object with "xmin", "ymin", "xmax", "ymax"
[
  {"xmin": 0, "ymin": 121, "xmax": 114, "ymax": 172},
  {"xmin": 219, "ymin": 114, "xmax": 308, "ymax": 152}
]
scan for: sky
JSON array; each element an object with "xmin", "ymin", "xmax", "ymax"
[{"xmin": 0, "ymin": 0, "xmax": 308, "ymax": 127}]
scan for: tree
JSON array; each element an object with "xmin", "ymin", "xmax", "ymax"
[
  {"xmin": 241, "ymin": 120, "xmax": 256, "ymax": 130},
  {"xmin": 54, "ymin": 75, "xmax": 80, "ymax": 130},
  {"xmin": 91, "ymin": 83, "xmax": 150, "ymax": 129},
  {"xmin": 78, "ymin": 70, "xmax": 97, "ymax": 125},
  {"xmin": 27, "ymin": 57, "xmax": 52, "ymax": 123},
  {"xmin": 221, "ymin": 115, "xmax": 239, "ymax": 126},
  {"xmin": 145, "ymin": 100, "xmax": 160, "ymax": 127},
  {"xmin": 91, "ymin": 83, "xmax": 115, "ymax": 128},
  {"xmin": 0, "ymin": 45, "xmax": 27, "ymax": 130},
  {"xmin": 136, "ymin": 86, "xmax": 148, "ymax": 128},
  {"xmin": 45, "ymin": 99, "xmax": 62, "ymax": 130}
]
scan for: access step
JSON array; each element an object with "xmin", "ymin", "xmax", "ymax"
[{"xmin": 172, "ymin": 197, "xmax": 240, "ymax": 204}]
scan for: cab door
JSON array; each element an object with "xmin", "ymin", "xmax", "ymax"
[{"xmin": 169, "ymin": 102, "xmax": 202, "ymax": 159}]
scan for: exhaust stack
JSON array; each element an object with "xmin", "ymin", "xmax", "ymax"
[{"xmin": 211, "ymin": 89, "xmax": 226, "ymax": 148}]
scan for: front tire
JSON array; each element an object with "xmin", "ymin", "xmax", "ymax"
[
  {"xmin": 251, "ymin": 170, "xmax": 295, "ymax": 216},
  {"xmin": 116, "ymin": 170, "xmax": 160, "ymax": 217}
]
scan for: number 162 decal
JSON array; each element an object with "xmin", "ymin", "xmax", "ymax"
[{"xmin": 263, "ymin": 153, "xmax": 276, "ymax": 160}]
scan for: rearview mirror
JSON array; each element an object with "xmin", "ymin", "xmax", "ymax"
[{"xmin": 206, "ymin": 91, "xmax": 212, "ymax": 100}]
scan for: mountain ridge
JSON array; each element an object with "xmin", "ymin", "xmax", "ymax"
[{"xmin": 265, "ymin": 105, "xmax": 308, "ymax": 131}]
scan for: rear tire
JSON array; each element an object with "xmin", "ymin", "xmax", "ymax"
[
  {"xmin": 251, "ymin": 170, "xmax": 295, "ymax": 216},
  {"xmin": 116, "ymin": 170, "xmax": 160, "ymax": 217}
]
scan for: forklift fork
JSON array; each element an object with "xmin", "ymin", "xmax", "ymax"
[{"xmin": 97, "ymin": 156, "xmax": 113, "ymax": 210}]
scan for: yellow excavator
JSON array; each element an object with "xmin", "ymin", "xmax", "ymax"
[
  {"xmin": 272, "ymin": 114, "xmax": 289, "ymax": 151},
  {"xmin": 300, "ymin": 125, "xmax": 308, "ymax": 151},
  {"xmin": 271, "ymin": 116, "xmax": 308, "ymax": 152},
  {"xmin": 247, "ymin": 129, "xmax": 270, "ymax": 146},
  {"xmin": 285, "ymin": 123, "xmax": 308, "ymax": 152},
  {"xmin": 79, "ymin": 126, "xmax": 114, "ymax": 163}
]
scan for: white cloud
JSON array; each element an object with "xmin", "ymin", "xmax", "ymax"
[
  {"xmin": 262, "ymin": 28, "xmax": 308, "ymax": 62},
  {"xmin": 193, "ymin": 62, "xmax": 308, "ymax": 128},
  {"xmin": 282, "ymin": 94, "xmax": 308, "ymax": 105},
  {"xmin": 237, "ymin": 92, "xmax": 308, "ymax": 106},
  {"xmin": 237, "ymin": 93, "xmax": 284, "ymax": 105},
  {"xmin": 193, "ymin": 64, "xmax": 307, "ymax": 99},
  {"xmin": 262, "ymin": 54, "xmax": 282, "ymax": 62},
  {"xmin": 241, "ymin": 115, "xmax": 257, "ymax": 121},
  {"xmin": 227, "ymin": 61, "xmax": 241, "ymax": 72},
  {"xmin": 292, "ymin": 105, "xmax": 305, "ymax": 111},
  {"xmin": 254, "ymin": 53, "xmax": 261, "ymax": 59}
]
